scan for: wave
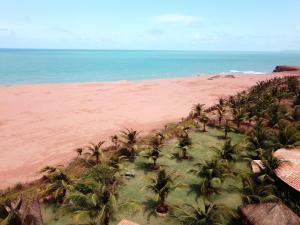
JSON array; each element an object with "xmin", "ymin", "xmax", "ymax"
[{"xmin": 222, "ymin": 70, "xmax": 266, "ymax": 75}]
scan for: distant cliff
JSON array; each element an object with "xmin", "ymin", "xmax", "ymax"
[{"xmin": 273, "ymin": 65, "xmax": 300, "ymax": 72}]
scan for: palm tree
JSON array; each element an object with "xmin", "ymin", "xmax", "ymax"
[
  {"xmin": 40, "ymin": 166, "xmax": 72, "ymax": 203},
  {"xmin": 291, "ymin": 105, "xmax": 300, "ymax": 122},
  {"xmin": 218, "ymin": 97, "xmax": 225, "ymax": 107},
  {"xmin": 110, "ymin": 135, "xmax": 119, "ymax": 150},
  {"xmin": 86, "ymin": 141, "xmax": 105, "ymax": 164},
  {"xmin": 190, "ymin": 160, "xmax": 230, "ymax": 197},
  {"xmin": 177, "ymin": 132, "xmax": 192, "ymax": 159},
  {"xmin": 84, "ymin": 164, "xmax": 118, "ymax": 186},
  {"xmin": 232, "ymin": 108, "xmax": 246, "ymax": 130},
  {"xmin": 274, "ymin": 126, "xmax": 300, "ymax": 149},
  {"xmin": 190, "ymin": 160, "xmax": 230, "ymax": 181},
  {"xmin": 200, "ymin": 114, "xmax": 209, "ymax": 132},
  {"xmin": 261, "ymin": 150, "xmax": 287, "ymax": 178},
  {"xmin": 246, "ymin": 122, "xmax": 273, "ymax": 157},
  {"xmin": 240, "ymin": 176, "xmax": 278, "ymax": 204},
  {"xmin": 216, "ymin": 106, "xmax": 224, "ymax": 125},
  {"xmin": 192, "ymin": 103, "xmax": 205, "ymax": 118},
  {"xmin": 212, "ymin": 139, "xmax": 239, "ymax": 161},
  {"xmin": 142, "ymin": 137, "xmax": 162, "ymax": 169},
  {"xmin": 286, "ymin": 76, "xmax": 299, "ymax": 94},
  {"xmin": 173, "ymin": 201, "xmax": 232, "ymax": 225},
  {"xmin": 120, "ymin": 128, "xmax": 141, "ymax": 159},
  {"xmin": 267, "ymin": 103, "xmax": 284, "ymax": 127},
  {"xmin": 75, "ymin": 147, "xmax": 83, "ymax": 158},
  {"xmin": 155, "ymin": 132, "xmax": 165, "ymax": 145},
  {"xmin": 65, "ymin": 181, "xmax": 117, "ymax": 225},
  {"xmin": 221, "ymin": 121, "xmax": 234, "ymax": 139},
  {"xmin": 146, "ymin": 170, "xmax": 183, "ymax": 214}
]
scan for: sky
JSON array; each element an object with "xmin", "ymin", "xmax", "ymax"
[{"xmin": 0, "ymin": 0, "xmax": 300, "ymax": 51}]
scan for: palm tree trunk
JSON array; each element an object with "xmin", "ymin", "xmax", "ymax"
[{"xmin": 153, "ymin": 158, "xmax": 157, "ymax": 168}]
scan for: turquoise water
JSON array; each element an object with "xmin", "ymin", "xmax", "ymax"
[{"xmin": 0, "ymin": 49, "xmax": 300, "ymax": 84}]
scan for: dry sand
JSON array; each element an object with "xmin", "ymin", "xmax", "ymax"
[{"xmin": 0, "ymin": 71, "xmax": 299, "ymax": 189}]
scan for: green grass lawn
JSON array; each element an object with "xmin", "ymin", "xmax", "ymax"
[{"xmin": 43, "ymin": 127, "xmax": 249, "ymax": 225}]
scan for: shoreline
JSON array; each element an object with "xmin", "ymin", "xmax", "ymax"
[
  {"xmin": 0, "ymin": 70, "xmax": 299, "ymax": 189},
  {"xmin": 0, "ymin": 71, "xmax": 267, "ymax": 87}
]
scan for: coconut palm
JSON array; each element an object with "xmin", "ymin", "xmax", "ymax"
[
  {"xmin": 120, "ymin": 128, "xmax": 141, "ymax": 159},
  {"xmin": 142, "ymin": 137, "xmax": 162, "ymax": 170},
  {"xmin": 216, "ymin": 106, "xmax": 224, "ymax": 125},
  {"xmin": 267, "ymin": 103, "xmax": 285, "ymax": 127},
  {"xmin": 286, "ymin": 76, "xmax": 299, "ymax": 93},
  {"xmin": 221, "ymin": 121, "xmax": 234, "ymax": 139},
  {"xmin": 177, "ymin": 132, "xmax": 192, "ymax": 159},
  {"xmin": 192, "ymin": 103, "xmax": 205, "ymax": 118},
  {"xmin": 232, "ymin": 108, "xmax": 247, "ymax": 130},
  {"xmin": 218, "ymin": 97, "xmax": 225, "ymax": 107},
  {"xmin": 155, "ymin": 132, "xmax": 165, "ymax": 145},
  {"xmin": 294, "ymin": 92, "xmax": 300, "ymax": 106},
  {"xmin": 110, "ymin": 135, "xmax": 119, "ymax": 150},
  {"xmin": 86, "ymin": 141, "xmax": 105, "ymax": 164},
  {"xmin": 200, "ymin": 114, "xmax": 209, "ymax": 132},
  {"xmin": 75, "ymin": 147, "xmax": 83, "ymax": 158},
  {"xmin": 145, "ymin": 170, "xmax": 183, "ymax": 214},
  {"xmin": 211, "ymin": 139, "xmax": 239, "ymax": 161},
  {"xmin": 260, "ymin": 151, "xmax": 286, "ymax": 180},
  {"xmin": 291, "ymin": 105, "xmax": 300, "ymax": 121},
  {"xmin": 190, "ymin": 160, "xmax": 230, "ymax": 181},
  {"xmin": 246, "ymin": 122, "xmax": 273, "ymax": 156},
  {"xmin": 84, "ymin": 164, "xmax": 118, "ymax": 186},
  {"xmin": 65, "ymin": 181, "xmax": 117, "ymax": 225},
  {"xmin": 40, "ymin": 166, "xmax": 72, "ymax": 203},
  {"xmin": 273, "ymin": 126, "xmax": 300, "ymax": 149},
  {"xmin": 190, "ymin": 160, "xmax": 230, "ymax": 198},
  {"xmin": 173, "ymin": 201, "xmax": 232, "ymax": 225},
  {"xmin": 240, "ymin": 176, "xmax": 278, "ymax": 204}
]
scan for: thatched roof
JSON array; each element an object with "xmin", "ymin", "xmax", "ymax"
[
  {"xmin": 251, "ymin": 160, "xmax": 265, "ymax": 174},
  {"xmin": 20, "ymin": 198, "xmax": 44, "ymax": 225},
  {"xmin": 240, "ymin": 202, "xmax": 300, "ymax": 225},
  {"xmin": 274, "ymin": 147, "xmax": 300, "ymax": 192},
  {"xmin": 117, "ymin": 219, "xmax": 139, "ymax": 225}
]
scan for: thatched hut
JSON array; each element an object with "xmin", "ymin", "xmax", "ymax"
[
  {"xmin": 274, "ymin": 148, "xmax": 300, "ymax": 193},
  {"xmin": 240, "ymin": 202, "xmax": 300, "ymax": 225},
  {"xmin": 117, "ymin": 219, "xmax": 139, "ymax": 225},
  {"xmin": 20, "ymin": 198, "xmax": 44, "ymax": 225},
  {"xmin": 251, "ymin": 160, "xmax": 265, "ymax": 174}
]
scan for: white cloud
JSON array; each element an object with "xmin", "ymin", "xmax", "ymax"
[
  {"xmin": 150, "ymin": 14, "xmax": 201, "ymax": 24},
  {"xmin": 297, "ymin": 25, "xmax": 300, "ymax": 31}
]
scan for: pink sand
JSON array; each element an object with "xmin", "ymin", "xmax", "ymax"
[{"xmin": 0, "ymin": 72, "xmax": 298, "ymax": 189}]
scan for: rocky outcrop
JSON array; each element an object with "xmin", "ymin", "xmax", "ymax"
[{"xmin": 273, "ymin": 65, "xmax": 300, "ymax": 72}]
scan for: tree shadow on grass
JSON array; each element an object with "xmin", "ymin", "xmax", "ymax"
[
  {"xmin": 142, "ymin": 198, "xmax": 158, "ymax": 222},
  {"xmin": 169, "ymin": 152, "xmax": 194, "ymax": 163},
  {"xmin": 187, "ymin": 183, "xmax": 202, "ymax": 202},
  {"xmin": 135, "ymin": 161, "xmax": 168, "ymax": 174}
]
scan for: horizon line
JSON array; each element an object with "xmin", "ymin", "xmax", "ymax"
[{"xmin": 1, "ymin": 47, "xmax": 300, "ymax": 53}]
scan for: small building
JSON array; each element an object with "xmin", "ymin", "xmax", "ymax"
[
  {"xmin": 251, "ymin": 160, "xmax": 265, "ymax": 174},
  {"xmin": 117, "ymin": 219, "xmax": 139, "ymax": 225},
  {"xmin": 240, "ymin": 202, "xmax": 300, "ymax": 225},
  {"xmin": 274, "ymin": 147, "xmax": 300, "ymax": 193}
]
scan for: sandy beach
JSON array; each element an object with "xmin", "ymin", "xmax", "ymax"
[{"xmin": 0, "ymin": 71, "xmax": 299, "ymax": 189}]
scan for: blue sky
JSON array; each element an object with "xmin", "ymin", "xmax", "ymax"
[{"xmin": 0, "ymin": 0, "xmax": 299, "ymax": 50}]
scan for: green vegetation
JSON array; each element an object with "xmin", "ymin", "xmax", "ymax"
[{"xmin": 1, "ymin": 76, "xmax": 300, "ymax": 225}]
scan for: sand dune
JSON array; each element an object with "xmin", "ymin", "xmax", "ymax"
[{"xmin": 0, "ymin": 71, "xmax": 299, "ymax": 188}]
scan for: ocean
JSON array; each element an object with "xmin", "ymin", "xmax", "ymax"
[{"xmin": 0, "ymin": 49, "xmax": 299, "ymax": 84}]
